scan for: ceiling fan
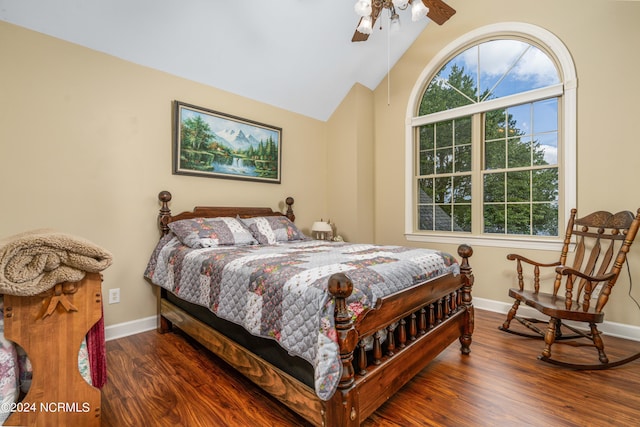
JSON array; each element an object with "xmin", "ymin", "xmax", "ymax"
[{"xmin": 352, "ymin": 0, "xmax": 456, "ymax": 42}]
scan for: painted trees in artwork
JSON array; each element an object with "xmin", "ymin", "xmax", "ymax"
[{"xmin": 179, "ymin": 114, "xmax": 279, "ymax": 179}]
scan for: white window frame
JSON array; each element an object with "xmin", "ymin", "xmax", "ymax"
[{"xmin": 404, "ymin": 22, "xmax": 577, "ymax": 250}]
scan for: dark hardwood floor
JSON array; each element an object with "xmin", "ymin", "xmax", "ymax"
[{"xmin": 101, "ymin": 309, "xmax": 640, "ymax": 426}]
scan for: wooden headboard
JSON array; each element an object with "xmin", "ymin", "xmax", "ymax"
[{"xmin": 156, "ymin": 190, "xmax": 295, "ymax": 236}]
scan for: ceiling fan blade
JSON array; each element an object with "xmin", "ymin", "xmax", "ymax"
[
  {"xmin": 352, "ymin": 22, "xmax": 371, "ymax": 42},
  {"xmin": 423, "ymin": 0, "xmax": 456, "ymax": 25},
  {"xmin": 351, "ymin": 2, "xmax": 384, "ymax": 42}
]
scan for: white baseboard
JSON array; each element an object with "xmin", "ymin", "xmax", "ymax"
[
  {"xmin": 105, "ymin": 315, "xmax": 157, "ymax": 341},
  {"xmin": 474, "ymin": 297, "xmax": 640, "ymax": 342},
  {"xmin": 104, "ymin": 299, "xmax": 640, "ymax": 343}
]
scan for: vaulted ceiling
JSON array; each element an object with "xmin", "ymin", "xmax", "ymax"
[{"xmin": 0, "ymin": 0, "xmax": 441, "ymax": 121}]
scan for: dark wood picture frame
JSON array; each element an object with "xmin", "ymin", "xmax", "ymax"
[{"xmin": 173, "ymin": 101, "xmax": 282, "ymax": 184}]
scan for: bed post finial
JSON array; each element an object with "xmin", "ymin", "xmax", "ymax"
[
  {"xmin": 158, "ymin": 191, "xmax": 173, "ymax": 236},
  {"xmin": 285, "ymin": 197, "xmax": 295, "ymax": 223},
  {"xmin": 457, "ymin": 244, "xmax": 474, "ymax": 355}
]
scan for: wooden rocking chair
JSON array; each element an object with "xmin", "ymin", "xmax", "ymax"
[{"xmin": 499, "ymin": 208, "xmax": 640, "ymax": 369}]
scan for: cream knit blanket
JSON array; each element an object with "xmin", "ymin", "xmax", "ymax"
[{"xmin": 0, "ymin": 229, "xmax": 113, "ymax": 296}]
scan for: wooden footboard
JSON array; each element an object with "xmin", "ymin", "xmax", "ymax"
[
  {"xmin": 3, "ymin": 273, "xmax": 103, "ymax": 426},
  {"xmin": 325, "ymin": 244, "xmax": 474, "ymax": 425}
]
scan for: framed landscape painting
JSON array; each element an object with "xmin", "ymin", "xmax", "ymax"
[{"xmin": 173, "ymin": 101, "xmax": 282, "ymax": 183}]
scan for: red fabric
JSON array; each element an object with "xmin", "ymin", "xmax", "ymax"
[{"xmin": 86, "ymin": 307, "xmax": 107, "ymax": 388}]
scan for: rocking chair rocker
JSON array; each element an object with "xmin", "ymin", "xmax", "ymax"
[{"xmin": 499, "ymin": 208, "xmax": 640, "ymax": 369}]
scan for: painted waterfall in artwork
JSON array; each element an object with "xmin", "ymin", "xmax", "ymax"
[{"xmin": 174, "ymin": 102, "xmax": 281, "ymax": 183}]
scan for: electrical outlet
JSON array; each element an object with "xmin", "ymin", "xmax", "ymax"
[{"xmin": 108, "ymin": 288, "xmax": 120, "ymax": 304}]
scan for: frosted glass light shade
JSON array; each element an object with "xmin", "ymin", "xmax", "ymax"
[
  {"xmin": 357, "ymin": 15, "xmax": 373, "ymax": 34},
  {"xmin": 392, "ymin": 0, "xmax": 409, "ymax": 9},
  {"xmin": 390, "ymin": 13, "xmax": 401, "ymax": 32},
  {"xmin": 354, "ymin": 0, "xmax": 372, "ymax": 17},
  {"xmin": 411, "ymin": 1, "xmax": 429, "ymax": 21}
]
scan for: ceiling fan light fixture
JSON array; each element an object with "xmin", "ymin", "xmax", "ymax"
[
  {"xmin": 357, "ymin": 15, "xmax": 373, "ymax": 34},
  {"xmin": 411, "ymin": 0, "xmax": 429, "ymax": 21},
  {"xmin": 354, "ymin": 0, "xmax": 372, "ymax": 17},
  {"xmin": 351, "ymin": 0, "xmax": 455, "ymax": 42}
]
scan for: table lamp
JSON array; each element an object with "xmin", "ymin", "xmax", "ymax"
[{"xmin": 311, "ymin": 220, "xmax": 333, "ymax": 240}]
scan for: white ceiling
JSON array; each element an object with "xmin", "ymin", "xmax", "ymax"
[{"xmin": 0, "ymin": 0, "xmax": 436, "ymax": 121}]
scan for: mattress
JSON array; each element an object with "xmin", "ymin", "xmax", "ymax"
[{"xmin": 166, "ymin": 290, "xmax": 315, "ymax": 387}]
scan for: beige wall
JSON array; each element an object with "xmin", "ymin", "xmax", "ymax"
[
  {"xmin": 0, "ymin": 21, "xmax": 327, "ymax": 327},
  {"xmin": 372, "ymin": 0, "xmax": 640, "ymax": 325},
  {"xmin": 326, "ymin": 83, "xmax": 375, "ymax": 243}
]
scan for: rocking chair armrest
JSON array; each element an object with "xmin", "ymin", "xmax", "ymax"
[
  {"xmin": 506, "ymin": 253, "xmax": 561, "ymax": 268},
  {"xmin": 554, "ymin": 266, "xmax": 616, "ymax": 282}
]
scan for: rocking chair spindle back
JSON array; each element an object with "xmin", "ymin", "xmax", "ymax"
[{"xmin": 500, "ymin": 208, "xmax": 640, "ymax": 369}]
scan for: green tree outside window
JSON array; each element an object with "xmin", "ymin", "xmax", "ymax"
[{"xmin": 414, "ymin": 39, "xmax": 560, "ymax": 237}]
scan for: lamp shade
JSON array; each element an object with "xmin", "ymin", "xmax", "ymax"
[
  {"xmin": 311, "ymin": 221, "xmax": 333, "ymax": 240},
  {"xmin": 311, "ymin": 221, "xmax": 332, "ymax": 232}
]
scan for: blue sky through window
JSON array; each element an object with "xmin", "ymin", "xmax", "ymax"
[
  {"xmin": 439, "ymin": 40, "xmax": 560, "ymax": 102},
  {"xmin": 431, "ymin": 40, "xmax": 560, "ymax": 167}
]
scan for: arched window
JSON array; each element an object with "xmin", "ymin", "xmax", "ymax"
[{"xmin": 405, "ymin": 23, "xmax": 576, "ymax": 250}]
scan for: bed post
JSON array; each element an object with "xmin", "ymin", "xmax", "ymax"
[
  {"xmin": 285, "ymin": 197, "xmax": 295, "ymax": 222},
  {"xmin": 156, "ymin": 191, "xmax": 174, "ymax": 333},
  {"xmin": 158, "ymin": 190, "xmax": 173, "ymax": 236},
  {"xmin": 325, "ymin": 273, "xmax": 359, "ymax": 426},
  {"xmin": 457, "ymin": 244, "xmax": 474, "ymax": 355}
]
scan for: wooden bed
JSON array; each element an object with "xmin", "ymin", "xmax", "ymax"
[{"xmin": 152, "ymin": 190, "xmax": 474, "ymax": 426}]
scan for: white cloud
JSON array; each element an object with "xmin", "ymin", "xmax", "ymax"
[
  {"xmin": 541, "ymin": 145, "xmax": 558, "ymax": 165},
  {"xmin": 458, "ymin": 40, "xmax": 559, "ymax": 85},
  {"xmin": 513, "ymin": 47, "xmax": 559, "ymax": 86}
]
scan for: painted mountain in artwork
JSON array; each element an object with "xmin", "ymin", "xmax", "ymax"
[{"xmin": 215, "ymin": 129, "xmax": 262, "ymax": 151}]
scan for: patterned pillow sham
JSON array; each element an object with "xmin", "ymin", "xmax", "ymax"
[
  {"xmin": 240, "ymin": 216, "xmax": 309, "ymax": 245},
  {"xmin": 168, "ymin": 217, "xmax": 258, "ymax": 248}
]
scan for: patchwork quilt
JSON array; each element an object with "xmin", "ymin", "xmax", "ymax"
[{"xmin": 144, "ymin": 237, "xmax": 459, "ymax": 400}]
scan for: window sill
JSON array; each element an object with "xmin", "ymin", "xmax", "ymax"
[{"xmin": 405, "ymin": 232, "xmax": 566, "ymax": 251}]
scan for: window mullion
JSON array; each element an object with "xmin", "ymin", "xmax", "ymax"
[{"xmin": 471, "ymin": 113, "xmax": 483, "ymax": 235}]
